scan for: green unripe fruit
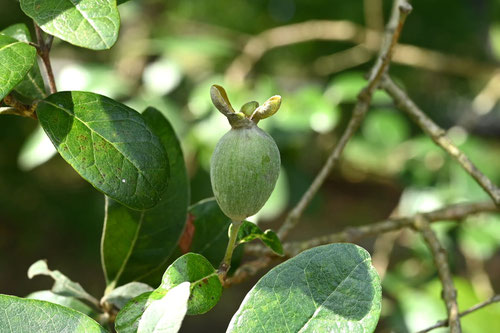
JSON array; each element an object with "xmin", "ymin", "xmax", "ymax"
[
  {"xmin": 209, "ymin": 85, "xmax": 282, "ymax": 221},
  {"xmin": 211, "ymin": 123, "xmax": 280, "ymax": 221}
]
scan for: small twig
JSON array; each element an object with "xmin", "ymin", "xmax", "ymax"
[
  {"xmin": 363, "ymin": 0, "xmax": 384, "ymax": 33},
  {"xmin": 313, "ymin": 45, "xmax": 372, "ymax": 75},
  {"xmin": 380, "ymin": 76, "xmax": 500, "ymax": 206},
  {"xmin": 277, "ymin": 201, "xmax": 498, "ymax": 257},
  {"xmin": 223, "ymin": 257, "xmax": 273, "ymax": 287},
  {"xmin": 227, "ymin": 2, "xmax": 500, "ymax": 81},
  {"xmin": 34, "ymin": 23, "xmax": 57, "ymax": 94},
  {"xmin": 1, "ymin": 94, "xmax": 37, "ymax": 119},
  {"xmin": 277, "ymin": 0, "xmax": 412, "ymax": 240},
  {"xmin": 416, "ymin": 294, "xmax": 500, "ymax": 333},
  {"xmin": 414, "ymin": 216, "xmax": 461, "ymax": 333},
  {"xmin": 242, "ymin": 201, "xmax": 498, "ymax": 277}
]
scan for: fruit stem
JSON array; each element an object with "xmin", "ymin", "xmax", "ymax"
[{"xmin": 218, "ymin": 220, "xmax": 242, "ymax": 280}]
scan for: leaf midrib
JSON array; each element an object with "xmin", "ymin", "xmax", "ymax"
[
  {"xmin": 297, "ymin": 258, "xmax": 370, "ymax": 332},
  {"xmin": 21, "ymin": 70, "xmax": 47, "ymax": 98},
  {"xmin": 109, "ymin": 210, "xmax": 145, "ymax": 286},
  {"xmin": 66, "ymin": 0, "xmax": 111, "ymax": 48},
  {"xmin": 41, "ymin": 99, "xmax": 160, "ymax": 198},
  {"xmin": 0, "ymin": 40, "xmax": 26, "ymax": 53}
]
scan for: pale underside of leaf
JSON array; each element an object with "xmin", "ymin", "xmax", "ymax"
[{"xmin": 137, "ymin": 282, "xmax": 190, "ymax": 333}]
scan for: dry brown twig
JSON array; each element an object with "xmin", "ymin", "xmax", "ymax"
[
  {"xmin": 225, "ymin": 20, "xmax": 499, "ymax": 84},
  {"xmin": 414, "ymin": 216, "xmax": 461, "ymax": 332},
  {"xmin": 0, "ymin": 94, "xmax": 37, "ymax": 119},
  {"xmin": 277, "ymin": 0, "xmax": 412, "ymax": 241},
  {"xmin": 416, "ymin": 294, "xmax": 500, "ymax": 333},
  {"xmin": 243, "ymin": 201, "xmax": 498, "ymax": 258},
  {"xmin": 380, "ymin": 76, "xmax": 500, "ymax": 205},
  {"xmin": 34, "ymin": 23, "xmax": 57, "ymax": 94}
]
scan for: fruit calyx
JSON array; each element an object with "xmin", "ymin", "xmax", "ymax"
[{"xmin": 210, "ymin": 85, "xmax": 282, "ymax": 128}]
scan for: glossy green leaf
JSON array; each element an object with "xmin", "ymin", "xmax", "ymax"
[
  {"xmin": 235, "ymin": 221, "xmax": 283, "ymax": 256},
  {"xmin": 0, "ymin": 294, "xmax": 107, "ymax": 332},
  {"xmin": 20, "ymin": 0, "xmax": 120, "ymax": 50},
  {"xmin": 101, "ymin": 282, "xmax": 153, "ymax": 310},
  {"xmin": 37, "ymin": 92, "xmax": 169, "ymax": 210},
  {"xmin": 102, "ymin": 107, "xmax": 188, "ymax": 287},
  {"xmin": 27, "ymin": 260, "xmax": 98, "ymax": 306},
  {"xmin": 26, "ymin": 290, "xmax": 96, "ymax": 317},
  {"xmin": 0, "ymin": 34, "xmax": 36, "ymax": 100},
  {"xmin": 185, "ymin": 198, "xmax": 243, "ymax": 270},
  {"xmin": 160, "ymin": 253, "xmax": 222, "ymax": 315},
  {"xmin": 228, "ymin": 243, "xmax": 382, "ymax": 333},
  {"xmin": 115, "ymin": 284, "xmax": 189, "ymax": 333},
  {"xmin": 1, "ymin": 23, "xmax": 46, "ymax": 101}
]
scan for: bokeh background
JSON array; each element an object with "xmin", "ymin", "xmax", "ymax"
[{"xmin": 1, "ymin": 0, "xmax": 500, "ymax": 332}]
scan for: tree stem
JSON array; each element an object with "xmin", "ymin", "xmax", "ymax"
[
  {"xmin": 218, "ymin": 220, "xmax": 242, "ymax": 279},
  {"xmin": 34, "ymin": 23, "xmax": 57, "ymax": 94}
]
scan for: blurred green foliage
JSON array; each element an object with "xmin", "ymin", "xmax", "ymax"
[{"xmin": 1, "ymin": 0, "xmax": 500, "ymax": 332}]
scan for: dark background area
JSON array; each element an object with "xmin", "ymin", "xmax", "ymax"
[{"xmin": 1, "ymin": 0, "xmax": 500, "ymax": 332}]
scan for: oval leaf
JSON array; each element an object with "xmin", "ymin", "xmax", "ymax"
[
  {"xmin": 0, "ymin": 294, "xmax": 106, "ymax": 332},
  {"xmin": 20, "ymin": 0, "xmax": 120, "ymax": 50},
  {"xmin": 102, "ymin": 107, "xmax": 188, "ymax": 287},
  {"xmin": 1, "ymin": 23, "xmax": 46, "ymax": 101},
  {"xmin": 236, "ymin": 221, "xmax": 283, "ymax": 256},
  {"xmin": 37, "ymin": 92, "xmax": 169, "ymax": 210},
  {"xmin": 0, "ymin": 34, "xmax": 36, "ymax": 100},
  {"xmin": 161, "ymin": 253, "xmax": 222, "ymax": 315},
  {"xmin": 227, "ymin": 243, "xmax": 382, "ymax": 333}
]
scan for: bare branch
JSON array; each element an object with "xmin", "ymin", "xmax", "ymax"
[
  {"xmin": 414, "ymin": 216, "xmax": 461, "ymax": 332},
  {"xmin": 223, "ymin": 257, "xmax": 273, "ymax": 287},
  {"xmin": 236, "ymin": 200, "xmax": 498, "ymax": 285},
  {"xmin": 277, "ymin": 1, "xmax": 412, "ymax": 240},
  {"xmin": 226, "ymin": 19, "xmax": 497, "ymax": 83},
  {"xmin": 416, "ymin": 294, "xmax": 500, "ymax": 333},
  {"xmin": 279, "ymin": 200, "xmax": 498, "ymax": 257},
  {"xmin": 1, "ymin": 94, "xmax": 37, "ymax": 119},
  {"xmin": 244, "ymin": 201, "xmax": 498, "ymax": 282},
  {"xmin": 225, "ymin": 20, "xmax": 366, "ymax": 84},
  {"xmin": 34, "ymin": 23, "xmax": 57, "ymax": 94},
  {"xmin": 363, "ymin": 0, "xmax": 384, "ymax": 33},
  {"xmin": 313, "ymin": 45, "xmax": 372, "ymax": 75},
  {"xmin": 380, "ymin": 76, "xmax": 500, "ymax": 206}
]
